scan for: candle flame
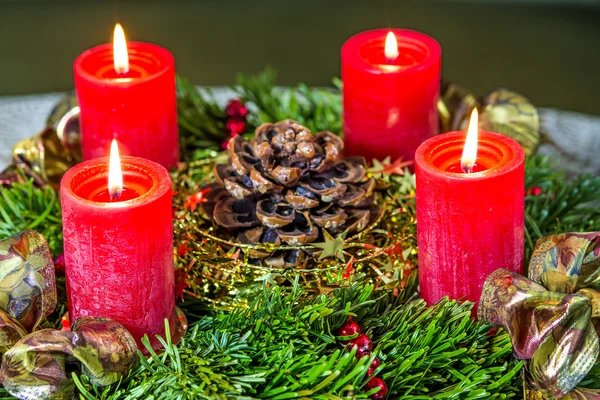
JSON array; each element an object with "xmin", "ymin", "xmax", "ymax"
[
  {"xmin": 384, "ymin": 31, "xmax": 399, "ymax": 62},
  {"xmin": 113, "ymin": 23, "xmax": 129, "ymax": 74},
  {"xmin": 461, "ymin": 108, "xmax": 479, "ymax": 173},
  {"xmin": 108, "ymin": 139, "xmax": 123, "ymax": 200}
]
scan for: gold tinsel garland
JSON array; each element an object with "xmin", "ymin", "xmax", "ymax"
[
  {"xmin": 171, "ymin": 156, "xmax": 419, "ymax": 309},
  {"xmin": 1, "ymin": 81, "xmax": 541, "ymax": 308}
]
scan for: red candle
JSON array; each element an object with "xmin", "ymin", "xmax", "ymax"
[
  {"xmin": 74, "ymin": 24, "xmax": 179, "ymax": 169},
  {"xmin": 342, "ymin": 29, "xmax": 441, "ymax": 163},
  {"xmin": 415, "ymin": 110, "xmax": 525, "ymax": 309},
  {"xmin": 60, "ymin": 140, "xmax": 175, "ymax": 349}
]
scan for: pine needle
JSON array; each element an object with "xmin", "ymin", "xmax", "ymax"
[
  {"xmin": 72, "ymin": 281, "xmax": 522, "ymax": 399},
  {"xmin": 235, "ymin": 67, "xmax": 342, "ymax": 135},
  {"xmin": 524, "ymin": 155, "xmax": 600, "ymax": 261},
  {"xmin": 0, "ymin": 178, "xmax": 62, "ymax": 256},
  {"xmin": 1, "ymin": 70, "xmax": 600, "ymax": 399}
]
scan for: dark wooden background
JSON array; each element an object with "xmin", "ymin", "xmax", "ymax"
[{"xmin": 0, "ymin": 0, "xmax": 599, "ymax": 115}]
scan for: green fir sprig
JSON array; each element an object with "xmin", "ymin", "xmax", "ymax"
[
  {"xmin": 177, "ymin": 76, "xmax": 229, "ymax": 161},
  {"xmin": 524, "ymin": 155, "xmax": 600, "ymax": 261},
  {"xmin": 0, "ymin": 178, "xmax": 62, "ymax": 256},
  {"xmin": 0, "ymin": 69, "xmax": 599, "ymax": 399},
  {"xmin": 72, "ymin": 280, "xmax": 522, "ymax": 399},
  {"xmin": 235, "ymin": 66, "xmax": 342, "ymax": 135},
  {"xmin": 176, "ymin": 68, "xmax": 343, "ymax": 162}
]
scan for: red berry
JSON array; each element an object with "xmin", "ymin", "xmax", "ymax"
[
  {"xmin": 225, "ymin": 118, "xmax": 246, "ymax": 134},
  {"xmin": 226, "ymin": 99, "xmax": 248, "ymax": 118},
  {"xmin": 61, "ymin": 316, "xmax": 71, "ymax": 331},
  {"xmin": 527, "ymin": 186, "xmax": 542, "ymax": 196},
  {"xmin": 54, "ymin": 254, "xmax": 65, "ymax": 275},
  {"xmin": 350, "ymin": 333, "xmax": 372, "ymax": 358},
  {"xmin": 337, "ymin": 319, "xmax": 361, "ymax": 342},
  {"xmin": 221, "ymin": 138, "xmax": 232, "ymax": 150},
  {"xmin": 365, "ymin": 377, "xmax": 388, "ymax": 400},
  {"xmin": 367, "ymin": 357, "xmax": 380, "ymax": 376}
]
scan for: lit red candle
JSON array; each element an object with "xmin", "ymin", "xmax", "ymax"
[
  {"xmin": 74, "ymin": 24, "xmax": 179, "ymax": 169},
  {"xmin": 60, "ymin": 140, "xmax": 175, "ymax": 349},
  {"xmin": 342, "ymin": 29, "xmax": 441, "ymax": 163},
  {"xmin": 415, "ymin": 110, "xmax": 525, "ymax": 309}
]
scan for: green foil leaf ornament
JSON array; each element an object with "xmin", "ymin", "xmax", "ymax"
[
  {"xmin": 479, "ymin": 89, "xmax": 540, "ymax": 156},
  {"xmin": 0, "ymin": 231, "xmax": 139, "ymax": 399},
  {"xmin": 479, "ymin": 232, "xmax": 600, "ymax": 399},
  {"xmin": 0, "ymin": 317, "xmax": 138, "ymax": 400},
  {"xmin": 0, "ymin": 230, "xmax": 56, "ymax": 349},
  {"xmin": 3, "ymin": 79, "xmax": 541, "ymax": 192},
  {"xmin": 438, "ymin": 83, "xmax": 540, "ymax": 155}
]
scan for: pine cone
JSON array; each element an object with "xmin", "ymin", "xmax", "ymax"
[{"xmin": 206, "ymin": 120, "xmax": 381, "ymax": 266}]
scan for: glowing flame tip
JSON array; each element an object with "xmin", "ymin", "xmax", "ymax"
[
  {"xmin": 384, "ymin": 31, "xmax": 399, "ymax": 62},
  {"xmin": 108, "ymin": 139, "xmax": 123, "ymax": 200},
  {"xmin": 461, "ymin": 108, "xmax": 479, "ymax": 173},
  {"xmin": 113, "ymin": 23, "xmax": 129, "ymax": 74}
]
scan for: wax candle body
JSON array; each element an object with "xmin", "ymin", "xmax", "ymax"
[
  {"xmin": 74, "ymin": 42, "xmax": 179, "ymax": 169},
  {"xmin": 60, "ymin": 156, "xmax": 174, "ymax": 349},
  {"xmin": 342, "ymin": 29, "xmax": 441, "ymax": 163},
  {"xmin": 415, "ymin": 131, "xmax": 525, "ymax": 309}
]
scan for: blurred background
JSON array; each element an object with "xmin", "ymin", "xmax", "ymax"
[{"xmin": 0, "ymin": 0, "xmax": 599, "ymax": 115}]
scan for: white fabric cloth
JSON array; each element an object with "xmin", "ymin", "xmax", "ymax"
[
  {"xmin": 0, "ymin": 93, "xmax": 64, "ymax": 168},
  {"xmin": 1, "ymin": 91, "xmax": 599, "ymax": 174}
]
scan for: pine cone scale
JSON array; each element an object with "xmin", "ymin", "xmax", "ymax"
[{"xmin": 207, "ymin": 120, "xmax": 381, "ymax": 259}]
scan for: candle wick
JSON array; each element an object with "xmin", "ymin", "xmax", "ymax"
[
  {"xmin": 461, "ymin": 163, "xmax": 475, "ymax": 174},
  {"xmin": 110, "ymin": 189, "xmax": 122, "ymax": 201}
]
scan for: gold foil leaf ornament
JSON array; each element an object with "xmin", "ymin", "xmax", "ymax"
[
  {"xmin": 438, "ymin": 83, "xmax": 540, "ymax": 155},
  {"xmin": 7, "ymin": 92, "xmax": 81, "ymax": 190},
  {"xmin": 0, "ymin": 230, "xmax": 56, "ymax": 338},
  {"xmin": 0, "ymin": 231, "xmax": 139, "ymax": 400},
  {"xmin": 0, "ymin": 317, "xmax": 138, "ymax": 400},
  {"xmin": 479, "ymin": 232, "xmax": 600, "ymax": 399},
  {"xmin": 5, "ymin": 84, "xmax": 542, "ymax": 190},
  {"xmin": 12, "ymin": 128, "xmax": 74, "ymax": 190},
  {"xmin": 479, "ymin": 89, "xmax": 540, "ymax": 155}
]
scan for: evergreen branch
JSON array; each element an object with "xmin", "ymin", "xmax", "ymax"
[
  {"xmin": 235, "ymin": 67, "xmax": 342, "ymax": 134},
  {"xmin": 1, "ymin": 70, "xmax": 599, "ymax": 400},
  {"xmin": 524, "ymin": 155, "xmax": 600, "ymax": 261},
  {"xmin": 177, "ymin": 75, "xmax": 229, "ymax": 161},
  {"xmin": 73, "ymin": 281, "xmax": 522, "ymax": 399},
  {"xmin": 0, "ymin": 387, "xmax": 13, "ymax": 400},
  {"xmin": 0, "ymin": 177, "xmax": 62, "ymax": 256}
]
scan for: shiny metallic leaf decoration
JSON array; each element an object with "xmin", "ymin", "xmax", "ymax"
[
  {"xmin": 4, "ymin": 92, "xmax": 81, "ymax": 190},
  {"xmin": 0, "ymin": 317, "xmax": 138, "ymax": 400},
  {"xmin": 438, "ymin": 83, "xmax": 540, "ymax": 155},
  {"xmin": 0, "ymin": 231, "xmax": 139, "ymax": 400},
  {"xmin": 0, "ymin": 312, "xmax": 28, "ymax": 354},
  {"xmin": 438, "ymin": 82, "xmax": 478, "ymax": 134},
  {"xmin": 479, "ymin": 89, "xmax": 540, "ymax": 155},
  {"xmin": 479, "ymin": 232, "xmax": 600, "ymax": 399},
  {"xmin": 12, "ymin": 128, "xmax": 75, "ymax": 190},
  {"xmin": 0, "ymin": 230, "xmax": 56, "ymax": 340},
  {"xmin": 4, "ymin": 83, "xmax": 542, "ymax": 190},
  {"xmin": 47, "ymin": 92, "xmax": 82, "ymax": 164}
]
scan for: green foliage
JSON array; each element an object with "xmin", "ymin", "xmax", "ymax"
[
  {"xmin": 72, "ymin": 281, "xmax": 522, "ymax": 399},
  {"xmin": 1, "ymin": 70, "xmax": 599, "ymax": 399},
  {"xmin": 177, "ymin": 76, "xmax": 229, "ymax": 161},
  {"xmin": 580, "ymin": 362, "xmax": 600, "ymax": 389},
  {"xmin": 524, "ymin": 155, "xmax": 600, "ymax": 261},
  {"xmin": 176, "ymin": 68, "xmax": 342, "ymax": 162},
  {"xmin": 235, "ymin": 67, "xmax": 342, "ymax": 135},
  {"xmin": 0, "ymin": 178, "xmax": 62, "ymax": 256}
]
